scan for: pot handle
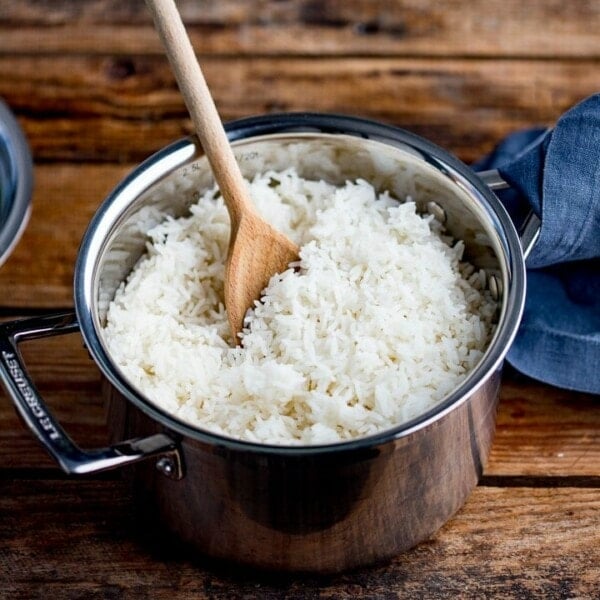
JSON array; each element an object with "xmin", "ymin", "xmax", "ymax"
[
  {"xmin": 477, "ymin": 168, "xmax": 541, "ymax": 261},
  {"xmin": 0, "ymin": 311, "xmax": 183, "ymax": 480}
]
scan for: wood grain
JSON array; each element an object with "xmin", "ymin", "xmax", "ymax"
[
  {"xmin": 0, "ymin": 0, "xmax": 598, "ymax": 592},
  {"xmin": 1, "ymin": 56, "xmax": 598, "ymax": 164},
  {"xmin": 0, "ymin": 164, "xmax": 131, "ymax": 307},
  {"xmin": 491, "ymin": 374, "xmax": 600, "ymax": 477},
  {"xmin": 0, "ymin": 479, "xmax": 598, "ymax": 598},
  {"xmin": 1, "ymin": 0, "xmax": 599, "ymax": 58}
]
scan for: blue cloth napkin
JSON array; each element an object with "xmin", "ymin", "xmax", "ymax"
[{"xmin": 474, "ymin": 94, "xmax": 600, "ymax": 394}]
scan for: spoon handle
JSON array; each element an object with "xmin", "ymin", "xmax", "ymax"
[{"xmin": 145, "ymin": 0, "xmax": 250, "ymax": 225}]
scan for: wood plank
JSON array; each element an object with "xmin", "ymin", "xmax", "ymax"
[
  {"xmin": 0, "ymin": 329, "xmax": 598, "ymax": 475},
  {"xmin": 0, "ymin": 479, "xmax": 598, "ymax": 597},
  {"xmin": 490, "ymin": 371, "xmax": 600, "ymax": 476},
  {"xmin": 1, "ymin": 56, "xmax": 598, "ymax": 164},
  {"xmin": 1, "ymin": 0, "xmax": 599, "ymax": 58},
  {"xmin": 0, "ymin": 164, "xmax": 131, "ymax": 307}
]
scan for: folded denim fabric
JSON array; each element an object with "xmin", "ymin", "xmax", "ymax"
[{"xmin": 474, "ymin": 94, "xmax": 600, "ymax": 394}]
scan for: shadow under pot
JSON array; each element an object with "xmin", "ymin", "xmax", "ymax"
[{"xmin": 0, "ymin": 113, "xmax": 537, "ymax": 573}]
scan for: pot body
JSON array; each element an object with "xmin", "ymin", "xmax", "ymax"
[
  {"xmin": 83, "ymin": 114, "xmax": 526, "ymax": 572},
  {"xmin": 106, "ymin": 369, "xmax": 500, "ymax": 572},
  {"xmin": 0, "ymin": 113, "xmax": 529, "ymax": 573}
]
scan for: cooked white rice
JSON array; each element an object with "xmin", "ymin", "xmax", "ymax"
[{"xmin": 103, "ymin": 168, "xmax": 495, "ymax": 445}]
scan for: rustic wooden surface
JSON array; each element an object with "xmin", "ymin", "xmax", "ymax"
[{"xmin": 0, "ymin": 1, "xmax": 599, "ymax": 598}]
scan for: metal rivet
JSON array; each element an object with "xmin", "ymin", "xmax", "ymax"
[
  {"xmin": 488, "ymin": 274, "xmax": 503, "ymax": 301},
  {"xmin": 426, "ymin": 201, "xmax": 447, "ymax": 223},
  {"xmin": 156, "ymin": 456, "xmax": 175, "ymax": 477}
]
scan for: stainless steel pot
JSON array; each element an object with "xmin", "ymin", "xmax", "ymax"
[{"xmin": 0, "ymin": 114, "xmax": 539, "ymax": 572}]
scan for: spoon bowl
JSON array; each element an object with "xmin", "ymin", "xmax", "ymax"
[{"xmin": 225, "ymin": 210, "xmax": 299, "ymax": 339}]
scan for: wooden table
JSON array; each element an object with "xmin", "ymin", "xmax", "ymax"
[{"xmin": 1, "ymin": 2, "xmax": 599, "ymax": 597}]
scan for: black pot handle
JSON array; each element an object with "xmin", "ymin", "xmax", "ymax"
[{"xmin": 0, "ymin": 311, "xmax": 183, "ymax": 479}]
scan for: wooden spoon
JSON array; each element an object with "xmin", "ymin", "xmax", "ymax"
[{"xmin": 145, "ymin": 0, "xmax": 299, "ymax": 343}]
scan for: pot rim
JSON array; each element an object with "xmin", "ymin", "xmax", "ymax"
[{"xmin": 74, "ymin": 112, "xmax": 526, "ymax": 455}]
